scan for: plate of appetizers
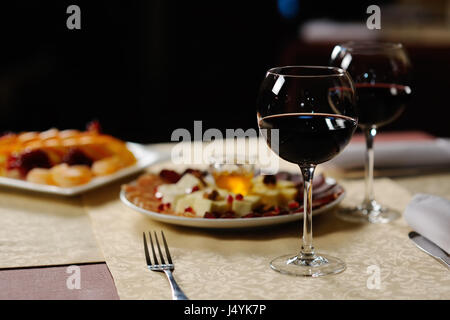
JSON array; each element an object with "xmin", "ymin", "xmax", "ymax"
[
  {"xmin": 121, "ymin": 168, "xmax": 345, "ymax": 228},
  {"xmin": 0, "ymin": 125, "xmax": 165, "ymax": 196}
]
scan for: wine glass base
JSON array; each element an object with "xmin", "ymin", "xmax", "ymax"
[
  {"xmin": 336, "ymin": 202, "xmax": 400, "ymax": 224},
  {"xmin": 270, "ymin": 253, "xmax": 346, "ymax": 277}
]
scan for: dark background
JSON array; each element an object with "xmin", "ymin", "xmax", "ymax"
[{"xmin": 0, "ymin": 1, "xmax": 449, "ymax": 143}]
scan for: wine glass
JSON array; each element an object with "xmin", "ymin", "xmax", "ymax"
[
  {"xmin": 257, "ymin": 66, "xmax": 357, "ymax": 277},
  {"xmin": 330, "ymin": 42, "xmax": 412, "ymax": 224}
]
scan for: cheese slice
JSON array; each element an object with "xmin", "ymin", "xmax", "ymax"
[
  {"xmin": 232, "ymin": 195, "xmax": 261, "ymax": 217},
  {"xmin": 157, "ymin": 173, "xmax": 203, "ymax": 206}
]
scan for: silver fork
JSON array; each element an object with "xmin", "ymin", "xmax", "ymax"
[{"xmin": 142, "ymin": 231, "xmax": 188, "ymax": 300}]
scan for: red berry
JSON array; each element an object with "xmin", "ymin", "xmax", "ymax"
[
  {"xmin": 7, "ymin": 150, "xmax": 52, "ymax": 177},
  {"xmin": 165, "ymin": 203, "xmax": 171, "ymax": 209},
  {"xmin": 6, "ymin": 154, "xmax": 19, "ymax": 170},
  {"xmin": 235, "ymin": 194, "xmax": 244, "ymax": 201},
  {"xmin": 191, "ymin": 185, "xmax": 200, "ymax": 193},
  {"xmin": 184, "ymin": 206, "xmax": 194, "ymax": 213},
  {"xmin": 288, "ymin": 201, "xmax": 300, "ymax": 209},
  {"xmin": 204, "ymin": 212, "xmax": 221, "ymax": 219},
  {"xmin": 157, "ymin": 204, "xmax": 165, "ymax": 211},
  {"xmin": 63, "ymin": 148, "xmax": 93, "ymax": 166},
  {"xmin": 227, "ymin": 195, "xmax": 233, "ymax": 204}
]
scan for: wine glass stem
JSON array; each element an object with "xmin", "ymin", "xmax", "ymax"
[
  {"xmin": 299, "ymin": 165, "xmax": 316, "ymax": 258},
  {"xmin": 363, "ymin": 126, "xmax": 377, "ymax": 206}
]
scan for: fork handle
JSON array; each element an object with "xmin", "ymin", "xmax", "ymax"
[{"xmin": 163, "ymin": 270, "xmax": 188, "ymax": 300}]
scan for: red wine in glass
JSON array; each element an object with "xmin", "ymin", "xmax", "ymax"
[
  {"xmin": 355, "ymin": 83, "xmax": 412, "ymax": 127},
  {"xmin": 259, "ymin": 113, "xmax": 357, "ymax": 166}
]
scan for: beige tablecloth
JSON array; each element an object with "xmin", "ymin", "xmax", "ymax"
[
  {"xmin": 0, "ymin": 189, "xmax": 103, "ymax": 269},
  {"xmin": 83, "ymin": 157, "xmax": 450, "ymax": 299},
  {"xmin": 1, "ymin": 140, "xmax": 448, "ymax": 298}
]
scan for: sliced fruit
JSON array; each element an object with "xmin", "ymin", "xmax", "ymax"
[
  {"xmin": 26, "ymin": 168, "xmax": 54, "ymax": 185},
  {"xmin": 6, "ymin": 149, "xmax": 52, "ymax": 177},
  {"xmin": 91, "ymin": 156, "xmax": 123, "ymax": 176},
  {"xmin": 50, "ymin": 164, "xmax": 92, "ymax": 187}
]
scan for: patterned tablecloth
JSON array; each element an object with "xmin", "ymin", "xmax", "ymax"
[
  {"xmin": 1, "ymin": 140, "xmax": 449, "ymax": 299},
  {"xmin": 82, "ymin": 151, "xmax": 450, "ymax": 300}
]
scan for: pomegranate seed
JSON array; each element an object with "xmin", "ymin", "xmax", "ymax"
[
  {"xmin": 184, "ymin": 206, "xmax": 194, "ymax": 213},
  {"xmin": 157, "ymin": 204, "xmax": 165, "ymax": 211},
  {"xmin": 235, "ymin": 194, "xmax": 244, "ymax": 201},
  {"xmin": 165, "ymin": 203, "xmax": 171, "ymax": 209},
  {"xmin": 191, "ymin": 185, "xmax": 199, "ymax": 193},
  {"xmin": 288, "ymin": 201, "xmax": 300, "ymax": 209},
  {"xmin": 227, "ymin": 195, "xmax": 233, "ymax": 204}
]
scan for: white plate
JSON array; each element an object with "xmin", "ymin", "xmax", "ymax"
[
  {"xmin": 0, "ymin": 143, "xmax": 166, "ymax": 196},
  {"xmin": 120, "ymin": 179, "xmax": 345, "ymax": 229}
]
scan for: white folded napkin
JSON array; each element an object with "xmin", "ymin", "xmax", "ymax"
[
  {"xmin": 404, "ymin": 193, "xmax": 450, "ymax": 254},
  {"xmin": 329, "ymin": 138, "xmax": 450, "ymax": 170}
]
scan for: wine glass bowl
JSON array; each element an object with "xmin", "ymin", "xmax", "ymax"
[
  {"xmin": 330, "ymin": 42, "xmax": 412, "ymax": 128},
  {"xmin": 330, "ymin": 42, "xmax": 412, "ymax": 224},
  {"xmin": 257, "ymin": 66, "xmax": 357, "ymax": 277},
  {"xmin": 258, "ymin": 66, "xmax": 358, "ymax": 169}
]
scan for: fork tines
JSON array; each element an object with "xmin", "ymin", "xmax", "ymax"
[
  {"xmin": 143, "ymin": 231, "xmax": 173, "ymax": 270},
  {"xmin": 142, "ymin": 230, "xmax": 188, "ymax": 300}
]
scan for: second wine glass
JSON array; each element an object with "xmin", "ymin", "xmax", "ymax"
[{"xmin": 330, "ymin": 42, "xmax": 412, "ymax": 224}]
